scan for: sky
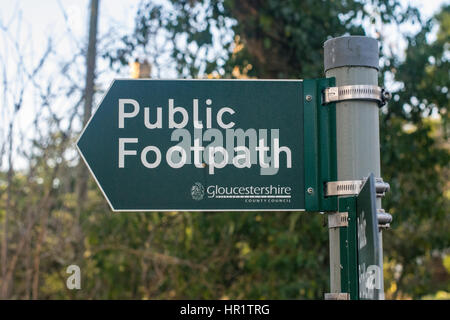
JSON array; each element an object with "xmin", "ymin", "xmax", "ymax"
[
  {"xmin": 0, "ymin": 1, "xmax": 140, "ymax": 170},
  {"xmin": 1, "ymin": 0, "xmax": 136, "ymax": 41},
  {"xmin": 0, "ymin": 0, "xmax": 448, "ymax": 171},
  {"xmin": 3, "ymin": 0, "xmax": 446, "ymax": 45}
]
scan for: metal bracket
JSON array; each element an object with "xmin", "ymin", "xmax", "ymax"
[
  {"xmin": 328, "ymin": 212, "xmax": 349, "ymax": 228},
  {"xmin": 323, "ymin": 85, "xmax": 391, "ymax": 107},
  {"xmin": 325, "ymin": 177, "xmax": 390, "ymax": 197},
  {"xmin": 325, "ymin": 180, "xmax": 362, "ymax": 197},
  {"xmin": 377, "ymin": 209, "xmax": 392, "ymax": 229},
  {"xmin": 324, "ymin": 293, "xmax": 350, "ymax": 300}
]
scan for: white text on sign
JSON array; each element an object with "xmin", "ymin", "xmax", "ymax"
[{"xmin": 117, "ymin": 98, "xmax": 293, "ymax": 175}]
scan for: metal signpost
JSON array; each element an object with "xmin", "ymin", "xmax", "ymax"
[
  {"xmin": 77, "ymin": 36, "xmax": 391, "ymax": 300},
  {"xmin": 322, "ymin": 36, "xmax": 391, "ymax": 300}
]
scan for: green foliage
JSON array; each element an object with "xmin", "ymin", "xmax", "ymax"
[
  {"xmin": 380, "ymin": 5, "xmax": 450, "ymax": 298},
  {"xmin": 2, "ymin": 1, "xmax": 448, "ymax": 300}
]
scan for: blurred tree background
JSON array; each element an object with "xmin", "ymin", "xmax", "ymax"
[{"xmin": 0, "ymin": 0, "xmax": 448, "ymax": 299}]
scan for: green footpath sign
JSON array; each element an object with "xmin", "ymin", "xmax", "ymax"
[
  {"xmin": 357, "ymin": 173, "xmax": 383, "ymax": 299},
  {"xmin": 77, "ymin": 79, "xmax": 337, "ymax": 212}
]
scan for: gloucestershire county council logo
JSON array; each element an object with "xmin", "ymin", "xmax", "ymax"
[{"xmin": 191, "ymin": 182, "xmax": 205, "ymax": 201}]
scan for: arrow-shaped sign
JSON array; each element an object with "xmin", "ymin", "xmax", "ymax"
[{"xmin": 77, "ymin": 79, "xmax": 337, "ymax": 212}]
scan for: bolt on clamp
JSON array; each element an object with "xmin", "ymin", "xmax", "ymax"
[{"xmin": 323, "ymin": 85, "xmax": 391, "ymax": 107}]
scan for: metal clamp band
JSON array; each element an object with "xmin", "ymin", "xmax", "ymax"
[
  {"xmin": 323, "ymin": 85, "xmax": 391, "ymax": 106},
  {"xmin": 325, "ymin": 180, "xmax": 363, "ymax": 196},
  {"xmin": 324, "ymin": 293, "xmax": 350, "ymax": 300},
  {"xmin": 328, "ymin": 212, "xmax": 349, "ymax": 228},
  {"xmin": 325, "ymin": 177, "xmax": 390, "ymax": 197}
]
